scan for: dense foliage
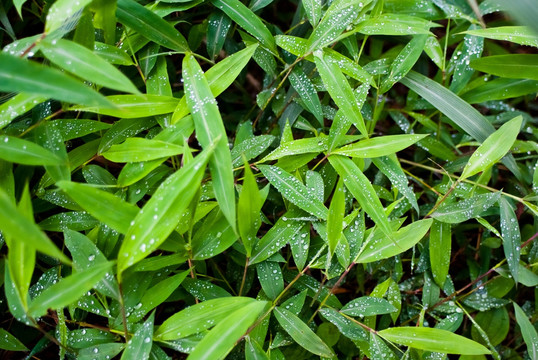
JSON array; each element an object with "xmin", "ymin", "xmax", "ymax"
[{"xmin": 0, "ymin": 0, "xmax": 537, "ymax": 359}]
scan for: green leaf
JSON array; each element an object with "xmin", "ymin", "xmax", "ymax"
[
  {"xmin": 155, "ymin": 297, "xmax": 261, "ymax": 340},
  {"xmin": 461, "ymin": 116, "xmax": 522, "ymax": 180},
  {"xmin": 0, "ymin": 93, "xmax": 46, "ymax": 130},
  {"xmin": 356, "ymin": 14, "xmax": 438, "ymax": 35},
  {"xmin": 461, "ymin": 26, "xmax": 538, "ymax": 48},
  {"xmin": 173, "ymin": 44, "xmax": 258, "ymax": 123},
  {"xmin": 461, "ymin": 78, "xmax": 538, "ymax": 104},
  {"xmin": 0, "ymin": 135, "xmax": 62, "ymax": 166},
  {"xmin": 400, "ymin": 71, "xmax": 522, "ymax": 180},
  {"xmin": 261, "ymin": 137, "xmax": 327, "ymax": 162},
  {"xmin": 0, "ymin": 328, "xmax": 28, "ymax": 351},
  {"xmin": 57, "ymin": 181, "xmax": 139, "ymax": 234},
  {"xmin": 258, "ymin": 165, "xmax": 328, "ymax": 219},
  {"xmin": 274, "ymin": 307, "xmax": 334, "ymax": 357},
  {"xmin": 98, "ymin": 117, "xmax": 156, "ymax": 154},
  {"xmin": 188, "ymin": 300, "xmax": 267, "ymax": 360},
  {"xmin": 378, "ymin": 327, "xmax": 491, "ymax": 355},
  {"xmin": 499, "ymin": 197, "xmax": 521, "ymax": 285},
  {"xmin": 288, "ymin": 67, "xmax": 323, "ymax": 124},
  {"xmin": 28, "ymin": 262, "xmax": 112, "ymax": 317},
  {"xmin": 256, "ymin": 261, "xmax": 283, "ymax": 300},
  {"xmin": 191, "ymin": 210, "xmax": 238, "ymax": 260},
  {"xmin": 380, "ymin": 34, "xmax": 428, "ymax": 93},
  {"xmin": 116, "ymin": 0, "xmax": 189, "ymax": 53},
  {"xmin": 319, "ymin": 308, "xmax": 368, "ymax": 342},
  {"xmin": 102, "ymin": 138, "xmax": 184, "ymax": 162},
  {"xmin": 118, "ymin": 146, "xmax": 213, "ymax": 275},
  {"xmin": 0, "ymin": 53, "xmax": 112, "ymax": 108},
  {"xmin": 341, "ymin": 296, "xmax": 397, "ymax": 317},
  {"xmin": 302, "ymin": 0, "xmax": 322, "ymax": 26},
  {"xmin": 327, "ymin": 178, "xmax": 345, "ymax": 256},
  {"xmin": 74, "ymin": 95, "xmax": 178, "ymax": 118},
  {"xmin": 328, "ymin": 155, "xmax": 391, "ymax": 237},
  {"xmin": 249, "ymin": 210, "xmax": 305, "ymax": 265},
  {"xmin": 238, "ymin": 160, "xmax": 262, "ymax": 257},
  {"xmin": 356, "ymin": 218, "xmax": 433, "ymax": 263},
  {"xmin": 39, "ymin": 39, "xmax": 139, "ymax": 94},
  {"xmin": 94, "ymin": 42, "xmax": 134, "ymax": 66},
  {"xmin": 324, "ymin": 49, "xmax": 375, "ymax": 86},
  {"xmin": 305, "ymin": 0, "xmax": 369, "ymax": 53},
  {"xmin": 45, "ymin": 0, "xmax": 93, "ymax": 34},
  {"xmin": 333, "ymin": 134, "xmax": 427, "ymax": 158},
  {"xmin": 121, "ymin": 312, "xmax": 154, "ymax": 360},
  {"xmin": 210, "ymin": 0, "xmax": 276, "ymax": 54},
  {"xmin": 513, "ymin": 302, "xmax": 538, "ymax": 358},
  {"xmin": 183, "ymin": 53, "xmax": 236, "ymax": 230},
  {"xmin": 0, "ymin": 188, "xmax": 70, "ymax": 264},
  {"xmin": 432, "ymin": 192, "xmax": 501, "ymax": 223},
  {"xmin": 314, "ymin": 50, "xmax": 368, "ymax": 137},
  {"xmin": 206, "ymin": 11, "xmax": 232, "ymax": 60},
  {"xmin": 429, "ymin": 220, "xmax": 451, "ymax": 287}
]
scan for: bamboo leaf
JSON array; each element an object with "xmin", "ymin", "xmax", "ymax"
[
  {"xmin": 461, "ymin": 26, "xmax": 538, "ymax": 48},
  {"xmin": 183, "ymin": 53, "xmax": 236, "ymax": 230},
  {"xmin": 356, "ymin": 219, "xmax": 433, "ymax": 263},
  {"xmin": 74, "ymin": 95, "xmax": 178, "ymax": 118},
  {"xmin": 432, "ymin": 192, "xmax": 501, "ymax": 224},
  {"xmin": 0, "ymin": 53, "xmax": 112, "ymax": 108},
  {"xmin": 256, "ymin": 261, "xmax": 283, "ymax": 300},
  {"xmin": 378, "ymin": 327, "xmax": 491, "ymax": 355},
  {"xmin": 0, "ymin": 188, "xmax": 70, "ymax": 264},
  {"xmin": 188, "ymin": 300, "xmax": 268, "ymax": 360},
  {"xmin": 238, "ymin": 159, "xmax": 262, "ymax": 257},
  {"xmin": 288, "ymin": 67, "xmax": 323, "ymax": 124},
  {"xmin": 429, "ymin": 220, "xmax": 451, "ymax": 287},
  {"xmin": 116, "ymin": 0, "xmax": 189, "ymax": 53},
  {"xmin": 333, "ymin": 134, "xmax": 427, "ymax": 158},
  {"xmin": 45, "ymin": 0, "xmax": 93, "ymax": 34},
  {"xmin": 499, "ymin": 197, "xmax": 521, "ymax": 284},
  {"xmin": 356, "ymin": 14, "xmax": 438, "ymax": 35},
  {"xmin": 341, "ymin": 297, "xmax": 397, "ymax": 317},
  {"xmin": 0, "ymin": 329, "xmax": 28, "ymax": 351},
  {"xmin": 328, "ymin": 155, "xmax": 391, "ymax": 237},
  {"xmin": 206, "ymin": 11, "xmax": 232, "ymax": 60},
  {"xmin": 102, "ymin": 138, "xmax": 184, "ymax": 162},
  {"xmin": 305, "ymin": 0, "xmax": 369, "ymax": 53},
  {"xmin": 513, "ymin": 302, "xmax": 538, "ymax": 359},
  {"xmin": 261, "ymin": 137, "xmax": 327, "ymax": 162},
  {"xmin": 258, "ymin": 165, "xmax": 328, "ymax": 219},
  {"xmin": 39, "ymin": 39, "xmax": 139, "ymax": 94},
  {"xmin": 0, "ymin": 135, "xmax": 62, "ymax": 166},
  {"xmin": 327, "ymin": 178, "xmax": 345, "ymax": 256},
  {"xmin": 57, "ymin": 181, "xmax": 139, "ymax": 234},
  {"xmin": 460, "ymin": 116, "xmax": 522, "ymax": 180},
  {"xmin": 210, "ymin": 0, "xmax": 276, "ymax": 53},
  {"xmin": 314, "ymin": 50, "xmax": 368, "ymax": 137},
  {"xmin": 274, "ymin": 307, "xmax": 334, "ymax": 357},
  {"xmin": 118, "ymin": 146, "xmax": 213, "ymax": 276},
  {"xmin": 28, "ymin": 262, "xmax": 112, "ymax": 317},
  {"xmin": 0, "ymin": 93, "xmax": 47, "ymax": 130},
  {"xmin": 121, "ymin": 312, "xmax": 154, "ymax": 360},
  {"xmin": 302, "ymin": 0, "xmax": 322, "ymax": 26}
]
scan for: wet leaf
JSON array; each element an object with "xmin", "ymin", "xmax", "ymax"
[
  {"xmin": 121, "ymin": 312, "xmax": 154, "ymax": 360},
  {"xmin": 333, "ymin": 134, "xmax": 427, "ymax": 158},
  {"xmin": 432, "ymin": 192, "xmax": 501, "ymax": 224},
  {"xmin": 461, "ymin": 26, "xmax": 538, "ymax": 48}
]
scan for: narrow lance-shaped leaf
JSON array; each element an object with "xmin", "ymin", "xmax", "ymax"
[
  {"xmin": 333, "ymin": 134, "xmax": 427, "ymax": 158},
  {"xmin": 74, "ymin": 95, "xmax": 178, "ymax": 119},
  {"xmin": 118, "ymin": 145, "xmax": 214, "ymax": 276},
  {"xmin": 57, "ymin": 181, "xmax": 139, "ymax": 234},
  {"xmin": 0, "ymin": 328, "xmax": 28, "ymax": 352},
  {"xmin": 116, "ymin": 0, "xmax": 189, "ymax": 53},
  {"xmin": 461, "ymin": 26, "xmax": 538, "ymax": 48},
  {"xmin": 0, "ymin": 53, "xmax": 113, "ymax": 108},
  {"xmin": 0, "ymin": 188, "xmax": 70, "ymax": 264},
  {"xmin": 470, "ymin": 54, "xmax": 538, "ymax": 81},
  {"xmin": 183, "ymin": 53, "xmax": 236, "ymax": 230},
  {"xmin": 380, "ymin": 34, "xmax": 428, "ymax": 93},
  {"xmin": 329, "ymin": 155, "xmax": 392, "ymax": 237},
  {"xmin": 258, "ymin": 165, "xmax": 328, "ymax": 220},
  {"xmin": 0, "ymin": 93, "xmax": 47, "ymax": 130},
  {"xmin": 207, "ymin": 11, "xmax": 232, "ymax": 60},
  {"xmin": 460, "ymin": 116, "xmax": 522, "ymax": 180},
  {"xmin": 102, "ymin": 138, "xmax": 184, "ymax": 163},
  {"xmin": 188, "ymin": 300, "xmax": 268, "ymax": 360},
  {"xmin": 432, "ymin": 192, "xmax": 501, "ymax": 224},
  {"xmin": 314, "ymin": 50, "xmax": 368, "ymax": 138},
  {"xmin": 341, "ymin": 297, "xmax": 397, "ymax": 317},
  {"xmin": 400, "ymin": 71, "xmax": 522, "ymax": 180},
  {"xmin": 356, "ymin": 219, "xmax": 433, "ymax": 263},
  {"xmin": 0, "ymin": 135, "xmax": 62, "ymax": 166},
  {"xmin": 327, "ymin": 177, "xmax": 345, "ymax": 256},
  {"xmin": 274, "ymin": 307, "xmax": 334, "ymax": 358},
  {"xmin": 45, "ymin": 0, "xmax": 93, "ymax": 34},
  {"xmin": 513, "ymin": 302, "xmax": 538, "ymax": 359},
  {"xmin": 121, "ymin": 312, "xmax": 154, "ymax": 360},
  {"xmin": 499, "ymin": 197, "xmax": 521, "ymax": 284},
  {"xmin": 288, "ymin": 66, "xmax": 323, "ymax": 125},
  {"xmin": 378, "ymin": 327, "xmax": 490, "ymax": 355},
  {"xmin": 302, "ymin": 0, "xmax": 322, "ymax": 26},
  {"xmin": 210, "ymin": 0, "xmax": 276, "ymax": 54},
  {"xmin": 28, "ymin": 262, "xmax": 112, "ymax": 318},
  {"xmin": 238, "ymin": 159, "xmax": 262, "ymax": 257},
  {"xmin": 429, "ymin": 220, "xmax": 451, "ymax": 287}
]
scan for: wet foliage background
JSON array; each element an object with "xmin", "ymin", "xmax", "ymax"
[{"xmin": 0, "ymin": 0, "xmax": 537, "ymax": 359}]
